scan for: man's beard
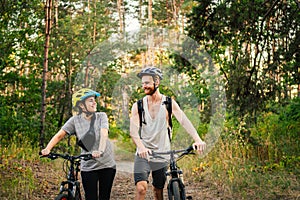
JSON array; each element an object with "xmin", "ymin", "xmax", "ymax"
[{"xmin": 144, "ymin": 87, "xmax": 157, "ymax": 95}]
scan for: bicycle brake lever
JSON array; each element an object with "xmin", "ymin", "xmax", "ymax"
[
  {"xmin": 186, "ymin": 145, "xmax": 194, "ymax": 152},
  {"xmin": 151, "ymin": 152, "xmax": 165, "ymax": 160},
  {"xmin": 48, "ymin": 154, "xmax": 58, "ymax": 160},
  {"xmin": 39, "ymin": 152, "xmax": 54, "ymax": 159},
  {"xmin": 39, "ymin": 152, "xmax": 45, "ymax": 158},
  {"xmin": 81, "ymin": 154, "xmax": 93, "ymax": 161},
  {"xmin": 182, "ymin": 146, "xmax": 194, "ymax": 155}
]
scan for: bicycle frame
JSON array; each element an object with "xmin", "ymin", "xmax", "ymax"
[
  {"xmin": 152, "ymin": 146, "xmax": 194, "ymax": 200},
  {"xmin": 58, "ymin": 157, "xmax": 81, "ymax": 199},
  {"xmin": 167, "ymin": 150, "xmax": 186, "ymax": 200}
]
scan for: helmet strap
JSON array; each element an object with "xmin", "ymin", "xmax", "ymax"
[
  {"xmin": 82, "ymin": 102, "xmax": 94, "ymax": 117},
  {"xmin": 149, "ymin": 83, "xmax": 158, "ymax": 96}
]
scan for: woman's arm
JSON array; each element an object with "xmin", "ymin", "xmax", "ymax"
[
  {"xmin": 92, "ymin": 128, "xmax": 108, "ymax": 158},
  {"xmin": 41, "ymin": 129, "xmax": 67, "ymax": 155}
]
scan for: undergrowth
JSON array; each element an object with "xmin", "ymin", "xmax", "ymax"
[
  {"xmin": 181, "ymin": 102, "xmax": 300, "ymax": 199},
  {"xmin": 0, "ymin": 138, "xmax": 39, "ymax": 199}
]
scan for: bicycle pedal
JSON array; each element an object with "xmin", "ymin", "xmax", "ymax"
[{"xmin": 186, "ymin": 196, "xmax": 193, "ymax": 199}]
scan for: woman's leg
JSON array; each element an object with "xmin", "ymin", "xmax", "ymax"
[
  {"xmin": 81, "ymin": 170, "xmax": 98, "ymax": 200},
  {"xmin": 98, "ymin": 168, "xmax": 116, "ymax": 200}
]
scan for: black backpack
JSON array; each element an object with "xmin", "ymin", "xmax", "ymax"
[{"xmin": 137, "ymin": 96, "xmax": 173, "ymax": 141}]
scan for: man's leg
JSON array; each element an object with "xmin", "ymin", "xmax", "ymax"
[
  {"xmin": 135, "ymin": 180, "xmax": 148, "ymax": 200},
  {"xmin": 151, "ymin": 163, "xmax": 167, "ymax": 200},
  {"xmin": 134, "ymin": 156, "xmax": 150, "ymax": 200},
  {"xmin": 153, "ymin": 187, "xmax": 164, "ymax": 200}
]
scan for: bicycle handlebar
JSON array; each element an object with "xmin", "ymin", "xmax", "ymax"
[
  {"xmin": 40, "ymin": 152, "xmax": 93, "ymax": 161},
  {"xmin": 151, "ymin": 145, "xmax": 195, "ymax": 157}
]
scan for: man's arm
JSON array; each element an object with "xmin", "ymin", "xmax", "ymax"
[
  {"xmin": 130, "ymin": 102, "xmax": 151, "ymax": 158},
  {"xmin": 171, "ymin": 99, "xmax": 206, "ymax": 152}
]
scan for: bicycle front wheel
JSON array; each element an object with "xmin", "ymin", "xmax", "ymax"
[
  {"xmin": 74, "ymin": 188, "xmax": 81, "ymax": 200},
  {"xmin": 54, "ymin": 193, "xmax": 69, "ymax": 200},
  {"xmin": 169, "ymin": 181, "xmax": 181, "ymax": 200}
]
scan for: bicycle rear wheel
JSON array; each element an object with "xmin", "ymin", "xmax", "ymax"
[
  {"xmin": 168, "ymin": 181, "xmax": 181, "ymax": 200},
  {"xmin": 54, "ymin": 193, "xmax": 69, "ymax": 200}
]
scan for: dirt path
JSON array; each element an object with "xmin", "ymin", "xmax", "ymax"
[
  {"xmin": 111, "ymin": 160, "xmax": 223, "ymax": 200},
  {"xmin": 31, "ymin": 141, "xmax": 225, "ymax": 200},
  {"xmin": 31, "ymin": 158, "xmax": 225, "ymax": 200},
  {"xmin": 34, "ymin": 161, "xmax": 221, "ymax": 200}
]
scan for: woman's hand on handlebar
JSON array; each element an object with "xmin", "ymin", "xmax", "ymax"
[
  {"xmin": 92, "ymin": 150, "xmax": 103, "ymax": 158},
  {"xmin": 41, "ymin": 148, "xmax": 50, "ymax": 156}
]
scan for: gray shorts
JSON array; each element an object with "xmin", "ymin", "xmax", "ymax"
[{"xmin": 134, "ymin": 156, "xmax": 168, "ymax": 189}]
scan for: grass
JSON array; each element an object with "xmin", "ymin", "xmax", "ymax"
[
  {"xmin": 0, "ymin": 141, "xmax": 39, "ymax": 199},
  {"xmin": 0, "ymin": 138, "xmax": 65, "ymax": 200},
  {"xmin": 187, "ymin": 143, "xmax": 300, "ymax": 200}
]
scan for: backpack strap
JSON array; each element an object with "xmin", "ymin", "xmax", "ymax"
[
  {"xmin": 137, "ymin": 99, "xmax": 144, "ymax": 139},
  {"xmin": 89, "ymin": 113, "xmax": 96, "ymax": 132},
  {"xmin": 166, "ymin": 96, "xmax": 172, "ymax": 129},
  {"xmin": 77, "ymin": 113, "xmax": 96, "ymax": 152},
  {"xmin": 164, "ymin": 96, "xmax": 172, "ymax": 142}
]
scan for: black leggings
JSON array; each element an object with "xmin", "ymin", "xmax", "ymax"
[{"xmin": 81, "ymin": 168, "xmax": 116, "ymax": 200}]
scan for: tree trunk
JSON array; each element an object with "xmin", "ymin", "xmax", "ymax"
[
  {"xmin": 148, "ymin": 0, "xmax": 152, "ymax": 22},
  {"xmin": 40, "ymin": 0, "xmax": 52, "ymax": 148},
  {"xmin": 171, "ymin": 0, "xmax": 178, "ymax": 25},
  {"xmin": 147, "ymin": 0, "xmax": 154, "ymax": 66},
  {"xmin": 93, "ymin": 0, "xmax": 97, "ymax": 44},
  {"xmin": 117, "ymin": 0, "xmax": 125, "ymax": 35},
  {"xmin": 54, "ymin": 0, "xmax": 58, "ymax": 29},
  {"xmin": 139, "ymin": 0, "xmax": 143, "ymax": 26}
]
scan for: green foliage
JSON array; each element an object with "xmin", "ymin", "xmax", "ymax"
[
  {"xmin": 251, "ymin": 98, "xmax": 300, "ymax": 169},
  {"xmin": 0, "ymin": 0, "xmax": 119, "ymax": 146},
  {"xmin": 0, "ymin": 84, "xmax": 42, "ymax": 145},
  {"xmin": 0, "ymin": 0, "xmax": 45, "ymax": 145},
  {"xmin": 190, "ymin": 99, "xmax": 300, "ymax": 199},
  {"xmin": 186, "ymin": 0, "xmax": 300, "ymax": 120},
  {"xmin": 0, "ymin": 139, "xmax": 39, "ymax": 199}
]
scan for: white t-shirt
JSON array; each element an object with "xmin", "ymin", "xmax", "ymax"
[{"xmin": 139, "ymin": 95, "xmax": 171, "ymax": 159}]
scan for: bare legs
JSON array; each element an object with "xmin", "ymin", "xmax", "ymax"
[
  {"xmin": 135, "ymin": 181, "xmax": 147, "ymax": 200},
  {"xmin": 153, "ymin": 187, "xmax": 164, "ymax": 200},
  {"xmin": 135, "ymin": 181, "xmax": 164, "ymax": 200}
]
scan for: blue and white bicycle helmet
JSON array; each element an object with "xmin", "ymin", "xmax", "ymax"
[{"xmin": 72, "ymin": 88, "xmax": 100, "ymax": 108}]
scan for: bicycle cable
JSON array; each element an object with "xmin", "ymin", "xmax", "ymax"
[{"xmin": 63, "ymin": 159, "xmax": 69, "ymax": 177}]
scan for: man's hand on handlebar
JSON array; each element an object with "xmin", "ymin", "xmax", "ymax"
[
  {"xmin": 137, "ymin": 146, "xmax": 152, "ymax": 160},
  {"xmin": 193, "ymin": 140, "xmax": 206, "ymax": 154}
]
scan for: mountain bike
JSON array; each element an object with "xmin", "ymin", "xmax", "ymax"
[
  {"xmin": 152, "ymin": 145, "xmax": 195, "ymax": 200},
  {"xmin": 40, "ymin": 153, "xmax": 93, "ymax": 200}
]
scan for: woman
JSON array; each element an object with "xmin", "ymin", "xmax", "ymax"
[{"xmin": 41, "ymin": 88, "xmax": 116, "ymax": 200}]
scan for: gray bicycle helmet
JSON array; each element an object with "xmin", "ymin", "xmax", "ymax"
[{"xmin": 137, "ymin": 67, "xmax": 163, "ymax": 80}]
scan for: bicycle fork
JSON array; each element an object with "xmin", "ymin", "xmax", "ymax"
[
  {"xmin": 166, "ymin": 169, "xmax": 186, "ymax": 199},
  {"xmin": 59, "ymin": 180, "xmax": 80, "ymax": 198}
]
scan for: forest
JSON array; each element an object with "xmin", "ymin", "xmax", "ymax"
[{"xmin": 1, "ymin": 0, "xmax": 299, "ymax": 199}]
